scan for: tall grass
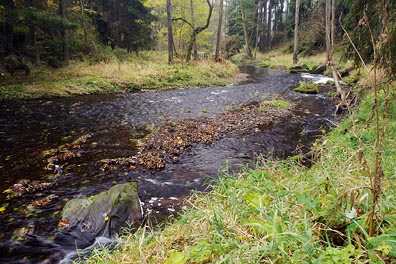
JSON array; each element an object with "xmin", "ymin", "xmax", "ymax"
[
  {"xmin": 83, "ymin": 86, "xmax": 396, "ymax": 263},
  {"xmin": 0, "ymin": 51, "xmax": 238, "ymax": 100}
]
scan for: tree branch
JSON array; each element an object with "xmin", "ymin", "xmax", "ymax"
[
  {"xmin": 172, "ymin": 17, "xmax": 194, "ymax": 30},
  {"xmin": 195, "ymin": 0, "xmax": 213, "ymax": 34}
]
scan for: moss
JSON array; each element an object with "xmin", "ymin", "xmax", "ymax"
[
  {"xmin": 293, "ymin": 81, "xmax": 319, "ymax": 94},
  {"xmin": 288, "ymin": 64, "xmax": 310, "ymax": 73},
  {"xmin": 343, "ymin": 69, "xmax": 361, "ymax": 84},
  {"xmin": 264, "ymin": 99, "xmax": 290, "ymax": 109}
]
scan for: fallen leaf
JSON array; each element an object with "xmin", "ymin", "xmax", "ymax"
[{"xmin": 58, "ymin": 220, "xmax": 70, "ymax": 228}]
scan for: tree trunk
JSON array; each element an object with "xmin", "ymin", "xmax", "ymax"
[
  {"xmin": 254, "ymin": 0, "xmax": 262, "ymax": 58},
  {"xmin": 28, "ymin": 0, "xmax": 40, "ymax": 65},
  {"xmin": 266, "ymin": 0, "xmax": 272, "ymax": 50},
  {"xmin": 292, "ymin": 0, "xmax": 300, "ymax": 64},
  {"xmin": 30, "ymin": 25, "xmax": 41, "ymax": 66},
  {"xmin": 284, "ymin": 0, "xmax": 289, "ymax": 46},
  {"xmin": 331, "ymin": 0, "xmax": 336, "ymax": 49},
  {"xmin": 190, "ymin": 0, "xmax": 198, "ymax": 60},
  {"xmin": 273, "ymin": 4, "xmax": 277, "ymax": 46},
  {"xmin": 184, "ymin": 0, "xmax": 213, "ymax": 62},
  {"xmin": 260, "ymin": 0, "xmax": 268, "ymax": 51},
  {"xmin": 327, "ymin": 0, "xmax": 345, "ymax": 102},
  {"xmin": 59, "ymin": 0, "xmax": 69, "ymax": 66},
  {"xmin": 80, "ymin": 0, "xmax": 88, "ymax": 45},
  {"xmin": 166, "ymin": 0, "xmax": 173, "ymax": 64},
  {"xmin": 4, "ymin": 0, "xmax": 14, "ymax": 55},
  {"xmin": 215, "ymin": 0, "xmax": 224, "ymax": 62},
  {"xmin": 239, "ymin": 0, "xmax": 253, "ymax": 59},
  {"xmin": 325, "ymin": 0, "xmax": 331, "ymax": 64}
]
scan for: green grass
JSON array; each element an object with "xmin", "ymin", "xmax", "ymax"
[
  {"xmin": 264, "ymin": 99, "xmax": 290, "ymax": 109},
  {"xmin": 0, "ymin": 51, "xmax": 239, "ymax": 100},
  {"xmin": 80, "ymin": 81, "xmax": 396, "ymax": 263}
]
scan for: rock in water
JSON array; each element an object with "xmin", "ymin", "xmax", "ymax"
[
  {"xmin": 288, "ymin": 64, "xmax": 309, "ymax": 73},
  {"xmin": 56, "ymin": 182, "xmax": 142, "ymax": 249}
]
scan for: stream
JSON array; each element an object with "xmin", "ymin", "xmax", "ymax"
[{"xmin": 0, "ymin": 67, "xmax": 337, "ymax": 263}]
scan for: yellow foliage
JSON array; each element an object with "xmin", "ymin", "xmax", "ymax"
[{"xmin": 0, "ymin": 204, "xmax": 8, "ymax": 213}]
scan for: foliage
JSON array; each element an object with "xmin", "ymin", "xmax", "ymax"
[
  {"xmin": 0, "ymin": 0, "xmax": 154, "ymax": 67},
  {"xmin": 146, "ymin": 0, "xmax": 214, "ymax": 56},
  {"xmin": 298, "ymin": 1, "xmax": 326, "ymax": 56},
  {"xmin": 82, "ymin": 86, "xmax": 396, "ymax": 263},
  {"xmin": 341, "ymin": 0, "xmax": 396, "ymax": 74}
]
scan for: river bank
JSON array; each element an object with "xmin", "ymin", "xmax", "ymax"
[
  {"xmin": 0, "ymin": 51, "xmax": 241, "ymax": 101},
  {"xmin": 90, "ymin": 90, "xmax": 395, "ymax": 263}
]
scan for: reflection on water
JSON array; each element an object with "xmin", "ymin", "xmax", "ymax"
[{"xmin": 0, "ymin": 68, "xmax": 337, "ymax": 263}]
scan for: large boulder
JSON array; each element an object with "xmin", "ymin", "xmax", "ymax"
[{"xmin": 55, "ymin": 182, "xmax": 142, "ymax": 249}]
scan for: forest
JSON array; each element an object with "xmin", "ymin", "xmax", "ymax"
[
  {"xmin": 1, "ymin": 0, "xmax": 394, "ymax": 70},
  {"xmin": 1, "ymin": 0, "xmax": 396, "ymax": 263}
]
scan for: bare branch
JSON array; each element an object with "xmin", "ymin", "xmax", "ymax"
[{"xmin": 172, "ymin": 17, "xmax": 194, "ymax": 30}]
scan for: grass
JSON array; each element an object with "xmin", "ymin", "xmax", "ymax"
[
  {"xmin": 0, "ymin": 51, "xmax": 239, "ymax": 100},
  {"xmin": 81, "ymin": 85, "xmax": 396, "ymax": 263},
  {"xmin": 264, "ymin": 98, "xmax": 290, "ymax": 109}
]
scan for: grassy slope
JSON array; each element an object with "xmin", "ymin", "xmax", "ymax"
[
  {"xmin": 0, "ymin": 52, "xmax": 239, "ymax": 100},
  {"xmin": 81, "ymin": 49, "xmax": 396, "ymax": 263}
]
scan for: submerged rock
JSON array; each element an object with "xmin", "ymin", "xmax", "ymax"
[{"xmin": 56, "ymin": 182, "xmax": 142, "ymax": 249}]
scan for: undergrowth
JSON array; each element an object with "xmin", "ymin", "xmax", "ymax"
[{"xmin": 82, "ymin": 86, "xmax": 396, "ymax": 262}]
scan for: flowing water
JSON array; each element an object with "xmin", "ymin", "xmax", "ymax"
[{"xmin": 0, "ymin": 67, "xmax": 337, "ymax": 263}]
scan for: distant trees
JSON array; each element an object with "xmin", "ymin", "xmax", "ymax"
[
  {"xmin": 226, "ymin": 0, "xmax": 295, "ymax": 58},
  {"xmin": 172, "ymin": 0, "xmax": 213, "ymax": 62},
  {"xmin": 341, "ymin": 0, "xmax": 396, "ymax": 74},
  {"xmin": 5, "ymin": 0, "xmax": 393, "ymax": 71},
  {"xmin": 0, "ymin": 0, "xmax": 154, "ymax": 67}
]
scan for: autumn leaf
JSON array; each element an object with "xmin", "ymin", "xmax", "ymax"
[
  {"xmin": 58, "ymin": 220, "xmax": 70, "ymax": 227},
  {"xmin": 2, "ymin": 189, "xmax": 11, "ymax": 194},
  {"xmin": 0, "ymin": 204, "xmax": 8, "ymax": 213}
]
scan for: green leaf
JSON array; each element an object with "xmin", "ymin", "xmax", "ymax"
[
  {"xmin": 0, "ymin": 203, "xmax": 8, "ymax": 213},
  {"xmin": 164, "ymin": 251, "xmax": 187, "ymax": 264},
  {"xmin": 367, "ymin": 231, "xmax": 396, "ymax": 257},
  {"xmin": 242, "ymin": 218, "xmax": 268, "ymax": 235},
  {"xmin": 189, "ymin": 242, "xmax": 212, "ymax": 262},
  {"xmin": 244, "ymin": 192, "xmax": 270, "ymax": 210}
]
